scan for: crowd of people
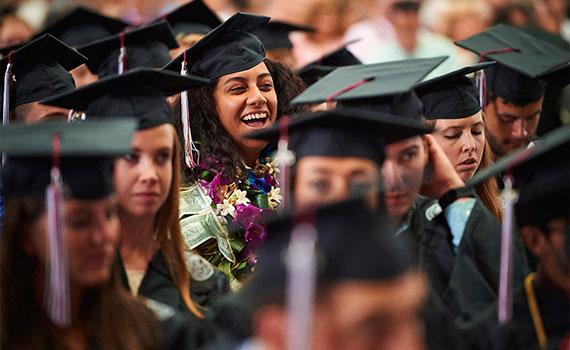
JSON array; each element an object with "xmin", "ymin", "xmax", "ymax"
[{"xmin": 0, "ymin": 0, "xmax": 569, "ymax": 349}]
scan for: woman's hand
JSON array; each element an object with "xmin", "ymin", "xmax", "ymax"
[{"xmin": 420, "ymin": 134, "xmax": 465, "ymax": 199}]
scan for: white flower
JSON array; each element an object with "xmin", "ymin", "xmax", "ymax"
[
  {"xmin": 268, "ymin": 187, "xmax": 282, "ymax": 209},
  {"xmin": 266, "ymin": 159, "xmax": 281, "ymax": 176},
  {"xmin": 217, "ymin": 199, "xmax": 236, "ymax": 217},
  {"xmin": 232, "ymin": 189, "xmax": 251, "ymax": 206}
]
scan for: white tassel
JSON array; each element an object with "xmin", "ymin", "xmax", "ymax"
[
  {"xmin": 44, "ymin": 135, "xmax": 70, "ymax": 328},
  {"xmin": 285, "ymin": 221, "xmax": 318, "ymax": 350},
  {"xmin": 3, "ymin": 61, "xmax": 13, "ymax": 165},
  {"xmin": 498, "ymin": 174, "xmax": 518, "ymax": 325},
  {"xmin": 274, "ymin": 117, "xmax": 295, "ymax": 211},
  {"xmin": 180, "ymin": 58, "xmax": 199, "ymax": 168}
]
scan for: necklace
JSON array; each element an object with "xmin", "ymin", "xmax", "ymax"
[{"xmin": 524, "ymin": 272, "xmax": 547, "ymax": 350}]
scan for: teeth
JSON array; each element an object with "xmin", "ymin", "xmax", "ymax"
[{"xmin": 242, "ymin": 113, "xmax": 267, "ymax": 121}]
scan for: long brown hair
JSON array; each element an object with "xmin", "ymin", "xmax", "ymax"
[
  {"xmin": 475, "ymin": 139, "xmax": 503, "ymax": 219},
  {"xmin": 154, "ymin": 127, "xmax": 203, "ymax": 318},
  {"xmin": 1, "ymin": 197, "xmax": 161, "ymax": 349}
]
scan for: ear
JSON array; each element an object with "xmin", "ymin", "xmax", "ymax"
[
  {"xmin": 252, "ymin": 305, "xmax": 286, "ymax": 350},
  {"xmin": 520, "ymin": 226, "xmax": 547, "ymax": 258},
  {"xmin": 421, "ymin": 136, "xmax": 429, "ymax": 166}
]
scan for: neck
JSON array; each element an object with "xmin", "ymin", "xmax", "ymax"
[
  {"xmin": 535, "ymin": 266, "xmax": 570, "ymax": 298},
  {"xmin": 119, "ymin": 210, "xmax": 158, "ymax": 255},
  {"xmin": 241, "ymin": 149, "xmax": 261, "ymax": 168}
]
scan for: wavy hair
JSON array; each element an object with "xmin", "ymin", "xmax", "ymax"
[{"xmin": 175, "ymin": 58, "xmax": 307, "ymax": 182}]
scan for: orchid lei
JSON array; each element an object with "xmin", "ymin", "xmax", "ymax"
[{"xmin": 193, "ymin": 152, "xmax": 281, "ymax": 284}]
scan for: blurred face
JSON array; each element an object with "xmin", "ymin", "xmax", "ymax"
[
  {"xmin": 311, "ymin": 272, "xmax": 426, "ymax": 350},
  {"xmin": 484, "ymin": 97, "xmax": 542, "ymax": 157},
  {"xmin": 522, "ymin": 218, "xmax": 569, "ymax": 294},
  {"xmin": 28, "ymin": 196, "xmax": 120, "ymax": 288},
  {"xmin": 70, "ymin": 64, "xmax": 98, "ymax": 88},
  {"xmin": 381, "ymin": 137, "xmax": 427, "ymax": 225},
  {"xmin": 294, "ymin": 156, "xmax": 380, "ymax": 210},
  {"xmin": 431, "ymin": 113, "xmax": 485, "ymax": 182},
  {"xmin": 214, "ymin": 62, "xmax": 278, "ymax": 162},
  {"xmin": 14, "ymin": 101, "xmax": 69, "ymax": 124},
  {"xmin": 256, "ymin": 270, "xmax": 427, "ymax": 350},
  {"xmin": 114, "ymin": 124, "xmax": 174, "ymax": 218}
]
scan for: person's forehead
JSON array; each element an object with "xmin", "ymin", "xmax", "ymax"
[
  {"xmin": 435, "ymin": 112, "xmax": 483, "ymax": 129},
  {"xmin": 218, "ymin": 61, "xmax": 270, "ymax": 82},
  {"xmin": 299, "ymin": 156, "xmax": 378, "ymax": 170}
]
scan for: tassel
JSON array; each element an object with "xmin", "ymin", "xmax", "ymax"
[
  {"xmin": 45, "ymin": 133, "xmax": 70, "ymax": 328},
  {"xmin": 475, "ymin": 70, "xmax": 486, "ymax": 111},
  {"xmin": 285, "ymin": 212, "xmax": 318, "ymax": 350},
  {"xmin": 180, "ymin": 51, "xmax": 200, "ymax": 168},
  {"xmin": 274, "ymin": 116, "xmax": 295, "ymax": 212},
  {"xmin": 498, "ymin": 172, "xmax": 518, "ymax": 325},
  {"xmin": 118, "ymin": 32, "xmax": 127, "ymax": 75},
  {"xmin": 2, "ymin": 54, "xmax": 14, "ymax": 165}
]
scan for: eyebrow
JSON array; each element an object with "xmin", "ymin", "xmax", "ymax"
[
  {"xmin": 223, "ymin": 73, "xmax": 272, "ymax": 85},
  {"xmin": 497, "ymin": 110, "xmax": 541, "ymax": 119},
  {"xmin": 400, "ymin": 145, "xmax": 419, "ymax": 154}
]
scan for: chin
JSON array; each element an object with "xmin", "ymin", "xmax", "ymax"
[{"xmin": 77, "ymin": 271, "xmax": 111, "ymax": 288}]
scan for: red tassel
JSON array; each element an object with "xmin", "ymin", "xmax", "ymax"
[
  {"xmin": 326, "ymin": 78, "xmax": 370, "ymax": 103},
  {"xmin": 45, "ymin": 133, "xmax": 70, "ymax": 327}
]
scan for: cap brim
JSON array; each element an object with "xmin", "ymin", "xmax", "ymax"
[
  {"xmin": 415, "ymin": 61, "xmax": 495, "ymax": 88},
  {"xmin": 42, "ymin": 68, "xmax": 209, "ymax": 111}
]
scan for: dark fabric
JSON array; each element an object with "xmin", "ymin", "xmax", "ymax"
[
  {"xmin": 97, "ymin": 41, "xmax": 173, "ymax": 78},
  {"xmin": 161, "ymin": 0, "xmax": 221, "ymax": 36},
  {"xmin": 418, "ymin": 76, "xmax": 481, "ymax": 119},
  {"xmin": 486, "ymin": 64, "xmax": 545, "ymax": 105}
]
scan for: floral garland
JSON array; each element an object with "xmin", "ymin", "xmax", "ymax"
[{"xmin": 190, "ymin": 154, "xmax": 281, "ymax": 286}]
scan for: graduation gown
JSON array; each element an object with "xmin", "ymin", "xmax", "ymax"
[
  {"xmin": 401, "ymin": 196, "xmax": 529, "ymax": 320},
  {"xmin": 462, "ymin": 278, "xmax": 570, "ymax": 350}
]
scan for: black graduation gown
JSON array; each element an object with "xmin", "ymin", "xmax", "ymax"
[
  {"xmin": 401, "ymin": 196, "xmax": 529, "ymax": 320},
  {"xmin": 462, "ymin": 279, "xmax": 570, "ymax": 350}
]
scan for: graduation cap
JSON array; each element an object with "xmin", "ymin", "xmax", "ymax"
[
  {"xmin": 1, "ymin": 119, "xmax": 136, "ymax": 327},
  {"xmin": 78, "ymin": 20, "xmax": 178, "ymax": 77},
  {"xmin": 415, "ymin": 62, "xmax": 495, "ymax": 120},
  {"xmin": 252, "ymin": 21, "xmax": 314, "ymax": 51},
  {"xmin": 239, "ymin": 198, "xmax": 416, "ymax": 308},
  {"xmin": 466, "ymin": 125, "xmax": 570, "ymax": 324},
  {"xmin": 291, "ymin": 56, "xmax": 448, "ymax": 119},
  {"xmin": 455, "ymin": 24, "xmax": 570, "ymax": 105},
  {"xmin": 296, "ymin": 41, "xmax": 362, "ymax": 86},
  {"xmin": 160, "ymin": 0, "xmax": 222, "ymax": 37},
  {"xmin": 163, "ymin": 12, "xmax": 269, "ymax": 79},
  {"xmin": 0, "ymin": 34, "xmax": 87, "ymax": 123},
  {"xmin": 37, "ymin": 7, "xmax": 129, "ymax": 47},
  {"xmin": 42, "ymin": 69, "xmax": 209, "ymax": 130}
]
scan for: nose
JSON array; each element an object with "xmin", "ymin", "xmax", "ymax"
[
  {"xmin": 138, "ymin": 155, "xmax": 159, "ymax": 184},
  {"xmin": 511, "ymin": 118, "xmax": 528, "ymax": 140},
  {"xmin": 381, "ymin": 160, "xmax": 402, "ymax": 190},
  {"xmin": 91, "ymin": 214, "xmax": 114, "ymax": 246},
  {"xmin": 247, "ymin": 87, "xmax": 267, "ymax": 107},
  {"xmin": 461, "ymin": 133, "xmax": 477, "ymax": 154}
]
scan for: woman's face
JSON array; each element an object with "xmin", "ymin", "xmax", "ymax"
[
  {"xmin": 213, "ymin": 62, "xmax": 278, "ymax": 160},
  {"xmin": 431, "ymin": 112, "xmax": 485, "ymax": 182},
  {"xmin": 294, "ymin": 156, "xmax": 380, "ymax": 210},
  {"xmin": 114, "ymin": 124, "xmax": 175, "ymax": 218},
  {"xmin": 28, "ymin": 196, "xmax": 120, "ymax": 288}
]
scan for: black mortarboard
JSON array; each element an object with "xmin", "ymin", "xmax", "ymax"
[
  {"xmin": 296, "ymin": 41, "xmax": 361, "ymax": 86},
  {"xmin": 0, "ymin": 34, "xmax": 86, "ymax": 109},
  {"xmin": 252, "ymin": 21, "xmax": 313, "ymax": 50},
  {"xmin": 240, "ymin": 198, "xmax": 416, "ymax": 307},
  {"xmin": 38, "ymin": 7, "xmax": 129, "ymax": 47},
  {"xmin": 468, "ymin": 125, "xmax": 570, "ymax": 227},
  {"xmin": 455, "ymin": 24, "xmax": 570, "ymax": 105},
  {"xmin": 42, "ymin": 69, "xmax": 209, "ymax": 129},
  {"xmin": 415, "ymin": 62, "xmax": 494, "ymax": 120},
  {"xmin": 163, "ymin": 12, "xmax": 269, "ymax": 79},
  {"xmin": 246, "ymin": 107, "xmax": 430, "ymax": 162},
  {"xmin": 291, "ymin": 57, "xmax": 447, "ymax": 120},
  {"xmin": 160, "ymin": 0, "xmax": 222, "ymax": 36},
  {"xmin": 78, "ymin": 21, "xmax": 178, "ymax": 77},
  {"xmin": 1, "ymin": 119, "xmax": 136, "ymax": 199}
]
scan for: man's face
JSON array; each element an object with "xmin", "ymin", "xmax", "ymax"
[
  {"xmin": 484, "ymin": 97, "xmax": 542, "ymax": 157},
  {"xmin": 381, "ymin": 136, "xmax": 427, "ymax": 225},
  {"xmin": 13, "ymin": 101, "xmax": 69, "ymax": 124}
]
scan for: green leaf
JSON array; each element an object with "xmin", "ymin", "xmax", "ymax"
[{"xmin": 230, "ymin": 239, "xmax": 245, "ymax": 252}]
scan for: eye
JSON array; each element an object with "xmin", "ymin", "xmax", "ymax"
[
  {"xmin": 67, "ymin": 215, "xmax": 94, "ymax": 230},
  {"xmin": 349, "ymin": 181, "xmax": 373, "ymax": 195},
  {"xmin": 472, "ymin": 128, "xmax": 483, "ymax": 136},
  {"xmin": 443, "ymin": 132, "xmax": 461, "ymax": 140},
  {"xmin": 228, "ymin": 85, "xmax": 246, "ymax": 94},
  {"xmin": 105, "ymin": 204, "xmax": 119, "ymax": 221},
  {"xmin": 259, "ymin": 81, "xmax": 273, "ymax": 91},
  {"xmin": 155, "ymin": 150, "xmax": 172, "ymax": 164},
  {"xmin": 309, "ymin": 179, "xmax": 330, "ymax": 194},
  {"xmin": 122, "ymin": 153, "xmax": 138, "ymax": 163},
  {"xmin": 400, "ymin": 149, "xmax": 417, "ymax": 162},
  {"xmin": 499, "ymin": 115, "xmax": 516, "ymax": 124}
]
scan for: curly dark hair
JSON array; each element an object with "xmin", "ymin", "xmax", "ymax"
[{"xmin": 173, "ymin": 58, "xmax": 308, "ymax": 183}]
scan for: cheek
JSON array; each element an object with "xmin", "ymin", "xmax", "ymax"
[
  {"xmin": 266, "ymin": 91, "xmax": 278, "ymax": 120},
  {"xmin": 160, "ymin": 164, "xmax": 173, "ymax": 200},
  {"xmin": 216, "ymin": 98, "xmax": 242, "ymax": 137}
]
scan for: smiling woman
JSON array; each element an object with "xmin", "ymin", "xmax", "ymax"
[{"xmin": 165, "ymin": 13, "xmax": 307, "ymax": 284}]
